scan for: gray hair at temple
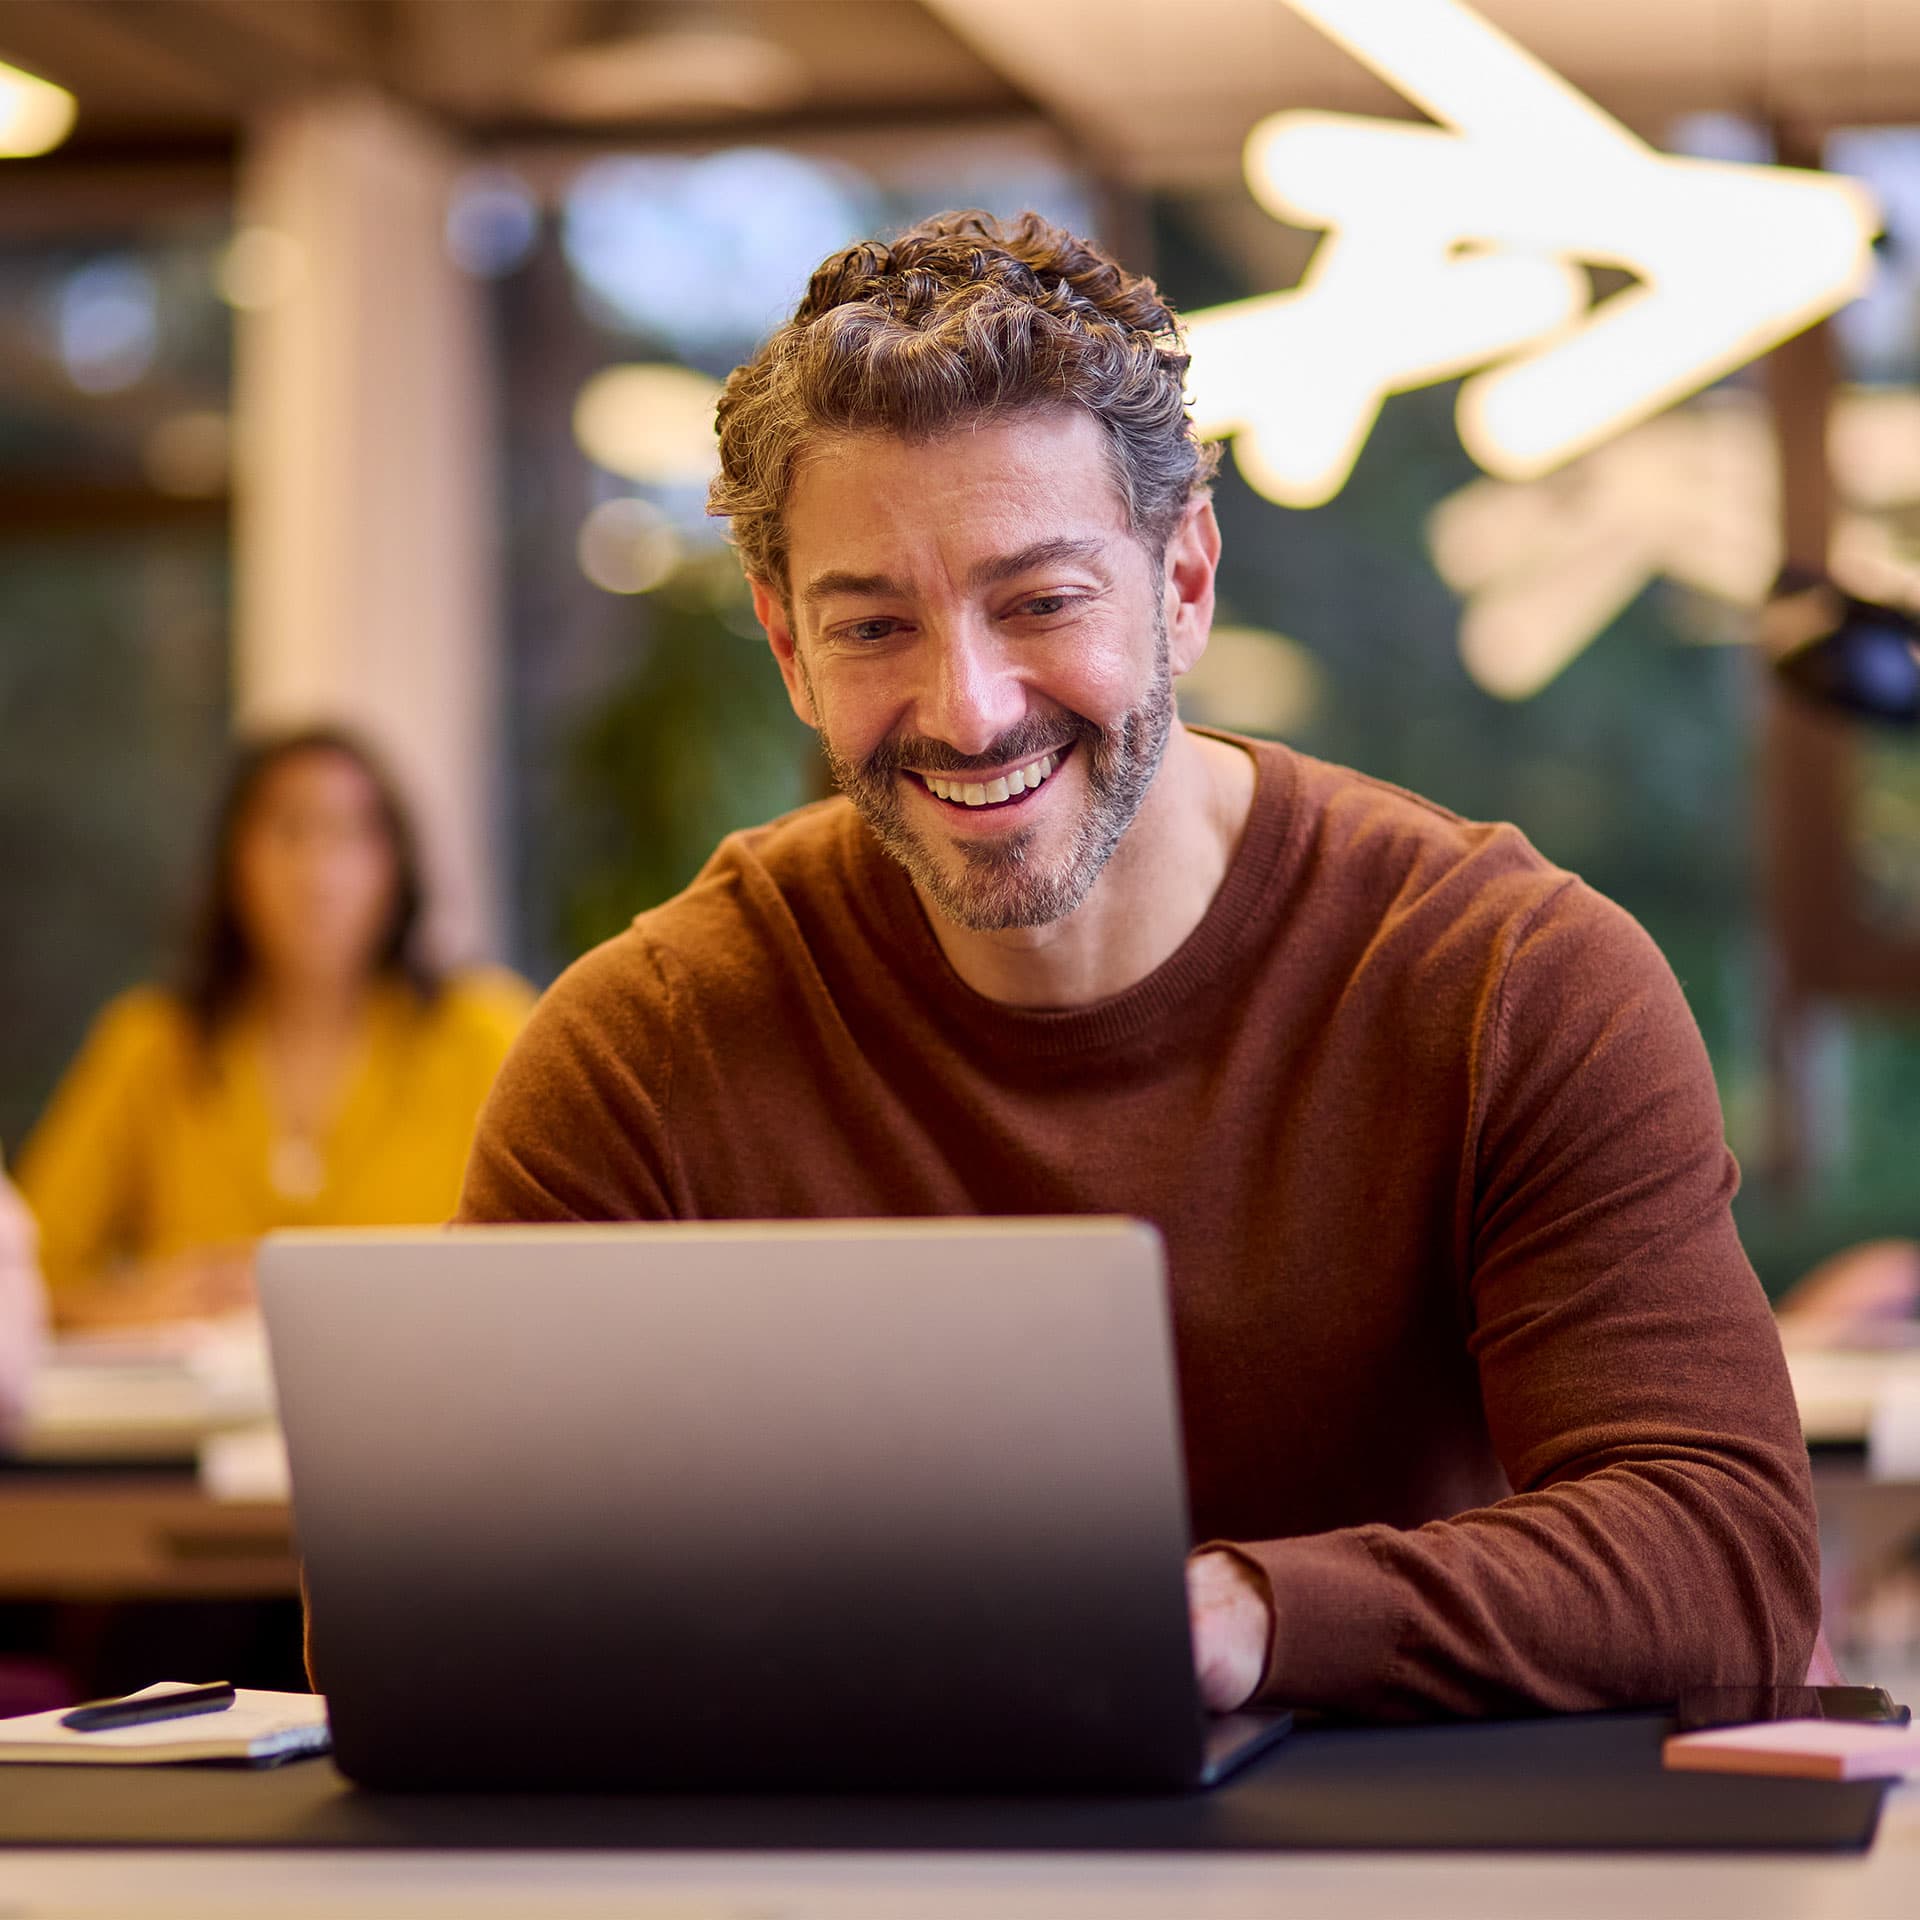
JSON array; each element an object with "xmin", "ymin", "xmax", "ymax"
[{"xmin": 707, "ymin": 209, "xmax": 1219, "ymax": 594}]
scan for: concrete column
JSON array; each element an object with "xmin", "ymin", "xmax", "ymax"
[{"xmin": 230, "ymin": 91, "xmax": 502, "ymax": 968}]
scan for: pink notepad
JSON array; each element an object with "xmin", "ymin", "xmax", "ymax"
[{"xmin": 1663, "ymin": 1718, "xmax": 1920, "ymax": 1781}]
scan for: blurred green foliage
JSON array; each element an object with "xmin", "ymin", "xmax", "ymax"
[
  {"xmin": 553, "ymin": 559, "xmax": 820, "ymax": 956},
  {"xmin": 0, "ymin": 534, "xmax": 228, "ymax": 1154},
  {"xmin": 1204, "ymin": 381, "xmax": 1920, "ymax": 1295}
]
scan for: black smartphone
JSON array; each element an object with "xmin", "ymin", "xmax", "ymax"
[{"xmin": 1674, "ymin": 1685, "xmax": 1910, "ymax": 1732}]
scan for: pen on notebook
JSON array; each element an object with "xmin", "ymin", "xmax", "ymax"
[{"xmin": 61, "ymin": 1682, "xmax": 237, "ymax": 1733}]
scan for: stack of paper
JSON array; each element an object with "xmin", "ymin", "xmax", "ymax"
[
  {"xmin": 17, "ymin": 1316, "xmax": 276, "ymax": 1463},
  {"xmin": 0, "ymin": 1685, "xmax": 329, "ymax": 1767},
  {"xmin": 197, "ymin": 1420, "xmax": 292, "ymax": 1504}
]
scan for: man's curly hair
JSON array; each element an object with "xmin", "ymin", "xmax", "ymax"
[{"xmin": 708, "ymin": 210, "xmax": 1217, "ymax": 592}]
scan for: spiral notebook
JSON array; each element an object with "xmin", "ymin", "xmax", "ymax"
[{"xmin": 0, "ymin": 1685, "xmax": 331, "ymax": 1767}]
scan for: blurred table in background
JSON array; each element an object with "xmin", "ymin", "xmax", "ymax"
[
  {"xmin": 0, "ymin": 1327, "xmax": 1916, "ymax": 1625},
  {"xmin": 12, "ymin": 1319, "xmax": 274, "ymax": 1468},
  {"xmin": 0, "ymin": 1473, "xmax": 295, "ymax": 1602},
  {"xmin": 1788, "ymin": 1339, "xmax": 1920, "ymax": 1695},
  {"xmin": 0, "ymin": 1319, "xmax": 295, "ymax": 1602},
  {"xmin": 1790, "ymin": 1342, "xmax": 1920, "ymax": 1462}
]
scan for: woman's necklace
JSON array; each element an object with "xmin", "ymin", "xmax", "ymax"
[
  {"xmin": 261, "ymin": 1004, "xmax": 363, "ymax": 1202},
  {"xmin": 267, "ymin": 1133, "xmax": 326, "ymax": 1201}
]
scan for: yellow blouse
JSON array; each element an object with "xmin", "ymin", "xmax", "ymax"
[{"xmin": 15, "ymin": 971, "xmax": 535, "ymax": 1297}]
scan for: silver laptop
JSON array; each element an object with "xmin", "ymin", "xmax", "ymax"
[{"xmin": 258, "ymin": 1218, "xmax": 1291, "ymax": 1793}]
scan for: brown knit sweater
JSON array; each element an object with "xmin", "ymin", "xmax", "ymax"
[{"xmin": 458, "ymin": 733, "xmax": 1820, "ymax": 1717}]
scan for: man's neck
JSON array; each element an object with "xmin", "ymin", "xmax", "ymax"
[{"xmin": 915, "ymin": 724, "xmax": 1257, "ymax": 1008}]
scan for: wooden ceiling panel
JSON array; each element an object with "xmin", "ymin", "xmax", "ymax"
[
  {"xmin": 79, "ymin": 0, "xmax": 372, "ymax": 104},
  {"xmin": 4, "ymin": 0, "xmax": 1916, "ymax": 179},
  {"xmin": 767, "ymin": 0, "xmax": 1022, "ymax": 108},
  {"xmin": 391, "ymin": 0, "xmax": 601, "ymax": 117},
  {"xmin": 0, "ymin": 0, "xmax": 1020, "ymax": 151},
  {"xmin": 0, "ymin": 0, "xmax": 239, "ymax": 129}
]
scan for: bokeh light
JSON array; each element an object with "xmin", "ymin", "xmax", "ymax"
[
  {"xmin": 562, "ymin": 149, "xmax": 870, "ymax": 352},
  {"xmin": 217, "ymin": 229, "xmax": 304, "ymax": 311},
  {"xmin": 573, "ymin": 364, "xmax": 723, "ymax": 486},
  {"xmin": 445, "ymin": 169, "xmax": 540, "ymax": 279},
  {"xmin": 1828, "ymin": 127, "xmax": 1920, "ymax": 382},
  {"xmin": 1180, "ymin": 626, "xmax": 1324, "ymax": 737},
  {"xmin": 55, "ymin": 258, "xmax": 157, "ymax": 394},
  {"xmin": 577, "ymin": 497, "xmax": 682, "ymax": 595}
]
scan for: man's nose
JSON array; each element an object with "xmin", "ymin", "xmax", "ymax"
[{"xmin": 915, "ymin": 621, "xmax": 1027, "ymax": 760}]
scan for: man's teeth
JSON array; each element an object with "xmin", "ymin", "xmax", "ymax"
[{"xmin": 924, "ymin": 753, "xmax": 1058, "ymax": 807}]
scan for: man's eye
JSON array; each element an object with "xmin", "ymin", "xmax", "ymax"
[
  {"xmin": 845, "ymin": 618, "xmax": 901, "ymax": 642},
  {"xmin": 1018, "ymin": 594, "xmax": 1073, "ymax": 618}
]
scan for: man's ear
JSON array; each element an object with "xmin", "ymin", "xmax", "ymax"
[
  {"xmin": 750, "ymin": 576, "xmax": 818, "ymax": 729},
  {"xmin": 1163, "ymin": 496, "xmax": 1221, "ymax": 680}
]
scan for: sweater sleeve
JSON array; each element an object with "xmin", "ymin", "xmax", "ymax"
[
  {"xmin": 1216, "ymin": 881, "xmax": 1821, "ymax": 1718},
  {"xmin": 455, "ymin": 932, "xmax": 683, "ymax": 1225}
]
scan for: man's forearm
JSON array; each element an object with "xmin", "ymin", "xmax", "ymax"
[{"xmin": 1216, "ymin": 1454, "xmax": 1820, "ymax": 1718}]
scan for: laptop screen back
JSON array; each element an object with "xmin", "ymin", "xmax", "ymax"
[{"xmin": 260, "ymin": 1218, "xmax": 1207, "ymax": 1791}]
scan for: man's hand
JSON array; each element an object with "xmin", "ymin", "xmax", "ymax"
[{"xmin": 1186, "ymin": 1549, "xmax": 1272, "ymax": 1712}]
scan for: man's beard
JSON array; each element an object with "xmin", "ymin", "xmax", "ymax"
[{"xmin": 803, "ymin": 615, "xmax": 1175, "ymax": 934}]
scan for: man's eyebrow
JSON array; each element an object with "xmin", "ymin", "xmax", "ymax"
[
  {"xmin": 800, "ymin": 538, "xmax": 1111, "ymax": 609},
  {"xmin": 801, "ymin": 569, "xmax": 906, "ymax": 608},
  {"xmin": 967, "ymin": 537, "xmax": 1109, "ymax": 588}
]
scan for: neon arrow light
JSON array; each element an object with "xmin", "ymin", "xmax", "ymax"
[{"xmin": 1183, "ymin": 0, "xmax": 1882, "ymax": 508}]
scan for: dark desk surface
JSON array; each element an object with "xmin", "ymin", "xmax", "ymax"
[{"xmin": 0, "ymin": 1712, "xmax": 1889, "ymax": 1855}]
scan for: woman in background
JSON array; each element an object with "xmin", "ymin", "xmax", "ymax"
[{"xmin": 15, "ymin": 725, "xmax": 532, "ymax": 1327}]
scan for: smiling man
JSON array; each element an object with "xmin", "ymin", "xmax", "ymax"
[{"xmin": 460, "ymin": 212, "xmax": 1820, "ymax": 1720}]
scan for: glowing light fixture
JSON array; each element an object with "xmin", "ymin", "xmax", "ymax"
[
  {"xmin": 1184, "ymin": 0, "xmax": 1881, "ymax": 507},
  {"xmin": 573, "ymin": 364, "xmax": 722, "ymax": 486},
  {"xmin": 0, "ymin": 58, "xmax": 75, "ymax": 158}
]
